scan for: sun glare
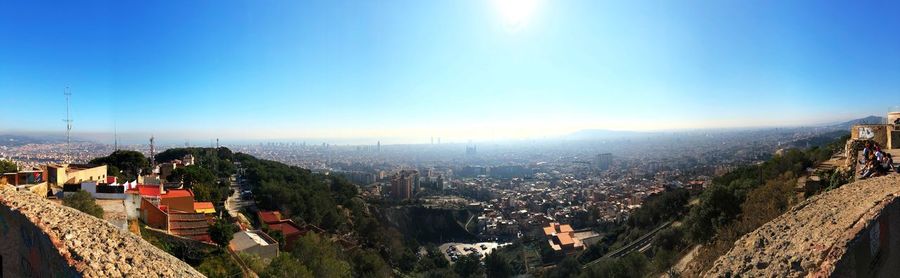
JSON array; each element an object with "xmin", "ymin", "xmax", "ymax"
[{"xmin": 492, "ymin": 0, "xmax": 540, "ymax": 31}]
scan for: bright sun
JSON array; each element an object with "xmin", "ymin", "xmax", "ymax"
[{"xmin": 492, "ymin": 0, "xmax": 540, "ymax": 31}]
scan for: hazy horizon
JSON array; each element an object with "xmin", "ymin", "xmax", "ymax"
[
  {"xmin": 0, "ymin": 113, "xmax": 875, "ymax": 146},
  {"xmin": 2, "ymin": 0, "xmax": 898, "ymax": 142}
]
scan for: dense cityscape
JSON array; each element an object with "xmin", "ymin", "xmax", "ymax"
[
  {"xmin": 3, "ymin": 0, "xmax": 900, "ymax": 277},
  {"xmin": 0, "ymin": 122, "xmax": 857, "ymax": 277}
]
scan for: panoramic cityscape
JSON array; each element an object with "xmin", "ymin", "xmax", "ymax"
[{"xmin": 2, "ymin": 1, "xmax": 900, "ymax": 278}]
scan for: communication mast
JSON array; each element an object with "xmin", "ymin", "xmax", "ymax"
[
  {"xmin": 150, "ymin": 135, "xmax": 156, "ymax": 169},
  {"xmin": 114, "ymin": 122, "xmax": 119, "ymax": 151},
  {"xmin": 62, "ymin": 87, "xmax": 73, "ymax": 163}
]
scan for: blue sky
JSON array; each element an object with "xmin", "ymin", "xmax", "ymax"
[{"xmin": 1, "ymin": 0, "xmax": 898, "ymax": 143}]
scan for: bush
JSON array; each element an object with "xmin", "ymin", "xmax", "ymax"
[
  {"xmin": 209, "ymin": 218, "xmax": 236, "ymax": 246},
  {"xmin": 62, "ymin": 190, "xmax": 104, "ymax": 218}
]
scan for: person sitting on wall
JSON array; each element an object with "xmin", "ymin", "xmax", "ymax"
[
  {"xmin": 861, "ymin": 153, "xmax": 880, "ymax": 179},
  {"xmin": 880, "ymin": 152, "xmax": 897, "ymax": 174},
  {"xmin": 860, "ymin": 141, "xmax": 875, "ymax": 165}
]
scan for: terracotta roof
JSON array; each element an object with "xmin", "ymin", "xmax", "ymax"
[
  {"xmin": 543, "ymin": 226, "xmax": 556, "ymax": 236},
  {"xmin": 161, "ymin": 189, "xmax": 193, "ymax": 199},
  {"xmin": 193, "ymin": 202, "xmax": 215, "ymax": 214},
  {"xmin": 258, "ymin": 211, "xmax": 283, "ymax": 224},
  {"xmin": 557, "ymin": 233, "xmax": 575, "ymax": 246},
  {"xmin": 129, "ymin": 185, "xmax": 161, "ymax": 197},
  {"xmin": 269, "ymin": 221, "xmax": 303, "ymax": 236},
  {"xmin": 559, "ymin": 224, "xmax": 574, "ymax": 233}
]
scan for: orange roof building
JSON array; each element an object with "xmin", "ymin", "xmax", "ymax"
[
  {"xmin": 543, "ymin": 222, "xmax": 585, "ymax": 253},
  {"xmin": 258, "ymin": 210, "xmax": 307, "ymax": 250},
  {"xmin": 193, "ymin": 202, "xmax": 216, "ymax": 214}
]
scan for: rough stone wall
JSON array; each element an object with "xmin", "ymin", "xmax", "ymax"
[
  {"xmin": 0, "ymin": 186, "xmax": 204, "ymax": 278},
  {"xmin": 706, "ymin": 175, "xmax": 900, "ymax": 277}
]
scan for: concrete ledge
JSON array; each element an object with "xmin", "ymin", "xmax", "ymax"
[
  {"xmin": 706, "ymin": 174, "xmax": 900, "ymax": 277},
  {"xmin": 0, "ymin": 186, "xmax": 204, "ymax": 277}
]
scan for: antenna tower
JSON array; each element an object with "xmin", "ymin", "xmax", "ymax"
[
  {"xmin": 62, "ymin": 87, "xmax": 73, "ymax": 163},
  {"xmin": 150, "ymin": 136, "xmax": 156, "ymax": 168}
]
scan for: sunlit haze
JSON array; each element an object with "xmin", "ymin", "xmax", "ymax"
[{"xmin": 1, "ymin": 0, "xmax": 898, "ymax": 144}]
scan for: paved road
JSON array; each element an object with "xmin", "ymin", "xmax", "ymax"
[{"xmin": 225, "ymin": 175, "xmax": 254, "ymax": 229}]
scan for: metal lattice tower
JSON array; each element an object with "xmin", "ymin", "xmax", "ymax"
[
  {"xmin": 150, "ymin": 136, "xmax": 156, "ymax": 168},
  {"xmin": 62, "ymin": 87, "xmax": 73, "ymax": 163}
]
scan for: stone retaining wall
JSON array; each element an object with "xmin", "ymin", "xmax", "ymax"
[
  {"xmin": 0, "ymin": 185, "xmax": 204, "ymax": 277},
  {"xmin": 706, "ymin": 175, "xmax": 900, "ymax": 277}
]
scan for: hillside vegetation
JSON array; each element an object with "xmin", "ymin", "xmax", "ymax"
[{"xmin": 544, "ymin": 134, "xmax": 850, "ymax": 278}]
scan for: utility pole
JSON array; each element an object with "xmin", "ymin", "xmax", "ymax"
[{"xmin": 62, "ymin": 87, "xmax": 73, "ymax": 163}]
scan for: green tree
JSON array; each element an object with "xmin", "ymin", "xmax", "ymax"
[
  {"xmin": 546, "ymin": 257, "xmax": 581, "ymax": 278},
  {"xmin": 268, "ymin": 230, "xmax": 286, "ymax": 248},
  {"xmin": 62, "ymin": 190, "xmax": 104, "ymax": 218},
  {"xmin": 168, "ymin": 165, "xmax": 215, "ymax": 187},
  {"xmin": 581, "ymin": 252, "xmax": 648, "ymax": 278},
  {"xmin": 484, "ymin": 253, "xmax": 513, "ymax": 278},
  {"xmin": 349, "ymin": 249, "xmax": 392, "ymax": 278},
  {"xmin": 0, "ymin": 159, "xmax": 17, "ymax": 173},
  {"xmin": 453, "ymin": 254, "xmax": 483, "ymax": 278},
  {"xmin": 209, "ymin": 218, "xmax": 236, "ymax": 246},
  {"xmin": 290, "ymin": 232, "xmax": 352, "ymax": 278},
  {"xmin": 90, "ymin": 150, "xmax": 149, "ymax": 180},
  {"xmin": 418, "ymin": 245, "xmax": 450, "ymax": 271},
  {"xmin": 238, "ymin": 252, "xmax": 267, "ymax": 274},
  {"xmin": 197, "ymin": 251, "xmax": 242, "ymax": 278},
  {"xmin": 263, "ymin": 253, "xmax": 314, "ymax": 278},
  {"xmin": 424, "ymin": 268, "xmax": 459, "ymax": 278}
]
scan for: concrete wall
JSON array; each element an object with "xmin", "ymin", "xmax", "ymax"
[
  {"xmin": 852, "ymin": 124, "xmax": 890, "ymax": 149},
  {"xmin": 141, "ymin": 197, "xmax": 168, "ymax": 230}
]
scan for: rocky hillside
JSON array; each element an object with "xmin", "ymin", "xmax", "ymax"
[{"xmin": 706, "ymin": 174, "xmax": 900, "ymax": 277}]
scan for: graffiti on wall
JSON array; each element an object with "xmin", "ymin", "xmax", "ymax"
[{"xmin": 858, "ymin": 127, "xmax": 875, "ymax": 140}]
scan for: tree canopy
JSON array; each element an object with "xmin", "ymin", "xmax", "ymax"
[
  {"xmin": 62, "ymin": 190, "xmax": 104, "ymax": 218},
  {"xmin": 89, "ymin": 150, "xmax": 149, "ymax": 180},
  {"xmin": 0, "ymin": 159, "xmax": 17, "ymax": 173}
]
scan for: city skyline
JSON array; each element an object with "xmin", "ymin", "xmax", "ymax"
[{"xmin": 1, "ymin": 0, "xmax": 898, "ymax": 143}]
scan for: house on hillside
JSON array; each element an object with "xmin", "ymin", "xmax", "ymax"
[
  {"xmin": 543, "ymin": 222, "xmax": 585, "ymax": 254},
  {"xmin": 258, "ymin": 210, "xmax": 306, "ymax": 250},
  {"xmin": 129, "ymin": 184, "xmax": 212, "ymax": 242},
  {"xmin": 230, "ymin": 230, "xmax": 279, "ymax": 259}
]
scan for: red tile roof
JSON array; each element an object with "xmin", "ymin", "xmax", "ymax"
[
  {"xmin": 258, "ymin": 211, "xmax": 283, "ymax": 224},
  {"xmin": 128, "ymin": 185, "xmax": 161, "ymax": 197},
  {"xmin": 161, "ymin": 189, "xmax": 194, "ymax": 199},
  {"xmin": 269, "ymin": 221, "xmax": 303, "ymax": 236}
]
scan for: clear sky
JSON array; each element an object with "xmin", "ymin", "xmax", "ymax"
[{"xmin": 1, "ymin": 0, "xmax": 898, "ymax": 143}]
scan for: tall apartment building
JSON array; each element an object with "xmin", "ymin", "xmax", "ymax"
[{"xmin": 391, "ymin": 170, "xmax": 418, "ymax": 200}]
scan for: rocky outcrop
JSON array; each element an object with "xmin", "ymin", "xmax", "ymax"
[
  {"xmin": 706, "ymin": 175, "xmax": 900, "ymax": 277},
  {"xmin": 0, "ymin": 186, "xmax": 204, "ymax": 277}
]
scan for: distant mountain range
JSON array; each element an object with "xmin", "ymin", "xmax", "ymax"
[
  {"xmin": 0, "ymin": 134, "xmax": 88, "ymax": 147},
  {"xmin": 565, "ymin": 129, "xmax": 652, "ymax": 140},
  {"xmin": 568, "ymin": 116, "xmax": 886, "ymax": 140},
  {"xmin": 825, "ymin": 116, "xmax": 886, "ymax": 129}
]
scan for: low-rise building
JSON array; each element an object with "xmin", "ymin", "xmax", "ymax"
[
  {"xmin": 230, "ymin": 230, "xmax": 280, "ymax": 259},
  {"xmin": 258, "ymin": 210, "xmax": 306, "ymax": 250},
  {"xmin": 543, "ymin": 222, "xmax": 584, "ymax": 254}
]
